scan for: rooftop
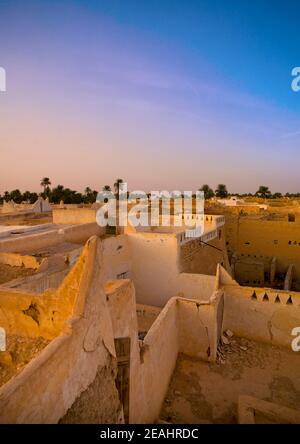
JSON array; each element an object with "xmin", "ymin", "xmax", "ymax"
[{"xmin": 160, "ymin": 337, "xmax": 300, "ymax": 424}]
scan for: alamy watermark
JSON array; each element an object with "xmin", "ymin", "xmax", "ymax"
[
  {"xmin": 96, "ymin": 183, "xmax": 205, "ymax": 238},
  {"xmin": 0, "ymin": 327, "xmax": 6, "ymax": 352},
  {"xmin": 0, "ymin": 67, "xmax": 6, "ymax": 92},
  {"xmin": 291, "ymin": 67, "xmax": 300, "ymax": 92},
  {"xmin": 291, "ymin": 327, "xmax": 300, "ymax": 352}
]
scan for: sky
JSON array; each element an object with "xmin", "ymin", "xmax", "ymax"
[{"xmin": 0, "ymin": 0, "xmax": 300, "ymax": 194}]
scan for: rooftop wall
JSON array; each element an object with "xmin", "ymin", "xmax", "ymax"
[
  {"xmin": 53, "ymin": 208, "xmax": 97, "ymax": 225},
  {"xmin": 106, "ymin": 278, "xmax": 222, "ymax": 423},
  {"xmin": 0, "ymin": 237, "xmax": 123, "ymax": 424},
  {"xmin": 127, "ymin": 232, "xmax": 218, "ymax": 306},
  {"xmin": 223, "ymin": 284, "xmax": 300, "ymax": 349},
  {"xmin": 0, "ymin": 222, "xmax": 104, "ymax": 253},
  {"xmin": 226, "ymin": 216, "xmax": 300, "ymax": 280}
]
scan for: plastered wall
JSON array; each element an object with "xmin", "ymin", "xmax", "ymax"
[
  {"xmin": 53, "ymin": 208, "xmax": 97, "ymax": 225},
  {"xmin": 0, "ymin": 234, "xmax": 222, "ymax": 424},
  {"xmin": 0, "ymin": 222, "xmax": 104, "ymax": 253},
  {"xmin": 106, "ymin": 278, "xmax": 222, "ymax": 423},
  {"xmin": 127, "ymin": 232, "xmax": 218, "ymax": 307},
  {"xmin": 222, "ymin": 284, "xmax": 300, "ymax": 348},
  {"xmin": 0, "ymin": 238, "xmax": 123, "ymax": 424},
  {"xmin": 226, "ymin": 216, "xmax": 300, "ymax": 280}
]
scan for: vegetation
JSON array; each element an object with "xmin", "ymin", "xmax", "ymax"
[
  {"xmin": 114, "ymin": 178, "xmax": 124, "ymax": 198},
  {"xmin": 215, "ymin": 184, "xmax": 228, "ymax": 198},
  {"xmin": 0, "ymin": 177, "xmax": 125, "ymax": 205},
  {"xmin": 40, "ymin": 177, "xmax": 51, "ymax": 197},
  {"xmin": 255, "ymin": 185, "xmax": 272, "ymax": 199},
  {"xmin": 1, "ymin": 178, "xmax": 300, "ymax": 205},
  {"xmin": 199, "ymin": 184, "xmax": 215, "ymax": 199}
]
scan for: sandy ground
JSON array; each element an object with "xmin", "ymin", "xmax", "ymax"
[
  {"xmin": 160, "ymin": 337, "xmax": 300, "ymax": 424},
  {"xmin": 0, "ymin": 263, "xmax": 36, "ymax": 285},
  {"xmin": 0, "ymin": 335, "xmax": 50, "ymax": 387}
]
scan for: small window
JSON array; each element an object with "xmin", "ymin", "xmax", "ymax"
[
  {"xmin": 288, "ymin": 214, "xmax": 295, "ymax": 222},
  {"xmin": 274, "ymin": 240, "xmax": 278, "ymax": 245},
  {"xmin": 245, "ymin": 242, "xmax": 250, "ymax": 245}
]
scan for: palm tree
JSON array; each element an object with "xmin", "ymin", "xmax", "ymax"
[
  {"xmin": 215, "ymin": 184, "xmax": 228, "ymax": 198},
  {"xmin": 40, "ymin": 177, "xmax": 51, "ymax": 195},
  {"xmin": 84, "ymin": 187, "xmax": 92, "ymax": 195},
  {"xmin": 114, "ymin": 178, "xmax": 124, "ymax": 198}
]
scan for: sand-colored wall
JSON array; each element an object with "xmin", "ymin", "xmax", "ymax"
[
  {"xmin": 127, "ymin": 232, "xmax": 217, "ymax": 307},
  {"xmin": 127, "ymin": 232, "xmax": 179, "ymax": 306},
  {"xmin": 106, "ymin": 278, "xmax": 222, "ymax": 423},
  {"xmin": 0, "ymin": 247, "xmax": 88, "ymax": 339},
  {"xmin": 53, "ymin": 208, "xmax": 97, "ymax": 225},
  {"xmin": 101, "ymin": 235, "xmax": 132, "ymax": 281},
  {"xmin": 136, "ymin": 303, "xmax": 162, "ymax": 332},
  {"xmin": 179, "ymin": 228, "xmax": 229, "ymax": 275},
  {"xmin": 0, "ymin": 238, "xmax": 123, "ymax": 424},
  {"xmin": 226, "ymin": 217, "xmax": 300, "ymax": 280},
  {"xmin": 138, "ymin": 298, "xmax": 179, "ymax": 423},
  {"xmin": 234, "ymin": 259, "xmax": 265, "ymax": 286},
  {"xmin": 177, "ymin": 294, "xmax": 222, "ymax": 361},
  {"xmin": 0, "ymin": 233, "xmax": 224, "ymax": 424},
  {"xmin": 3, "ymin": 267, "xmax": 70, "ymax": 294},
  {"xmin": 222, "ymin": 284, "xmax": 300, "ymax": 348},
  {"xmin": 176, "ymin": 273, "xmax": 216, "ymax": 301},
  {"xmin": 0, "ymin": 222, "xmax": 104, "ymax": 253}
]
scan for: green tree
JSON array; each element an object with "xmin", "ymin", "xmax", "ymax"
[
  {"xmin": 215, "ymin": 184, "xmax": 228, "ymax": 198},
  {"xmin": 22, "ymin": 191, "xmax": 32, "ymax": 202},
  {"xmin": 50, "ymin": 185, "xmax": 65, "ymax": 204},
  {"xmin": 255, "ymin": 185, "xmax": 271, "ymax": 199},
  {"xmin": 272, "ymin": 192, "xmax": 282, "ymax": 199},
  {"xmin": 84, "ymin": 187, "xmax": 97, "ymax": 204},
  {"xmin": 9, "ymin": 189, "xmax": 23, "ymax": 203},
  {"xmin": 199, "ymin": 184, "xmax": 215, "ymax": 200}
]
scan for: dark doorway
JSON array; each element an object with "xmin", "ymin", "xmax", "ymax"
[{"xmin": 114, "ymin": 337, "xmax": 130, "ymax": 423}]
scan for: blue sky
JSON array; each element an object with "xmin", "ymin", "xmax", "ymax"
[{"xmin": 0, "ymin": 0, "xmax": 299, "ymax": 193}]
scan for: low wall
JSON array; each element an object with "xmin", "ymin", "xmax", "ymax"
[
  {"xmin": 0, "ymin": 223, "xmax": 104, "ymax": 253},
  {"xmin": 176, "ymin": 273, "xmax": 216, "ymax": 301},
  {"xmin": 106, "ymin": 279, "xmax": 222, "ymax": 423},
  {"xmin": 177, "ymin": 295, "xmax": 221, "ymax": 361},
  {"xmin": 223, "ymin": 284, "xmax": 300, "ymax": 348},
  {"xmin": 62, "ymin": 222, "xmax": 105, "ymax": 244},
  {"xmin": 53, "ymin": 208, "xmax": 97, "ymax": 225},
  {"xmin": 0, "ymin": 236, "xmax": 223, "ymax": 424},
  {"xmin": 2, "ymin": 267, "xmax": 70, "ymax": 294},
  {"xmin": 139, "ymin": 298, "xmax": 179, "ymax": 423},
  {"xmin": 136, "ymin": 303, "xmax": 161, "ymax": 332},
  {"xmin": 0, "ymin": 237, "xmax": 123, "ymax": 424},
  {"xmin": 0, "ymin": 250, "xmax": 87, "ymax": 339},
  {"xmin": 0, "ymin": 229, "xmax": 63, "ymax": 253}
]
